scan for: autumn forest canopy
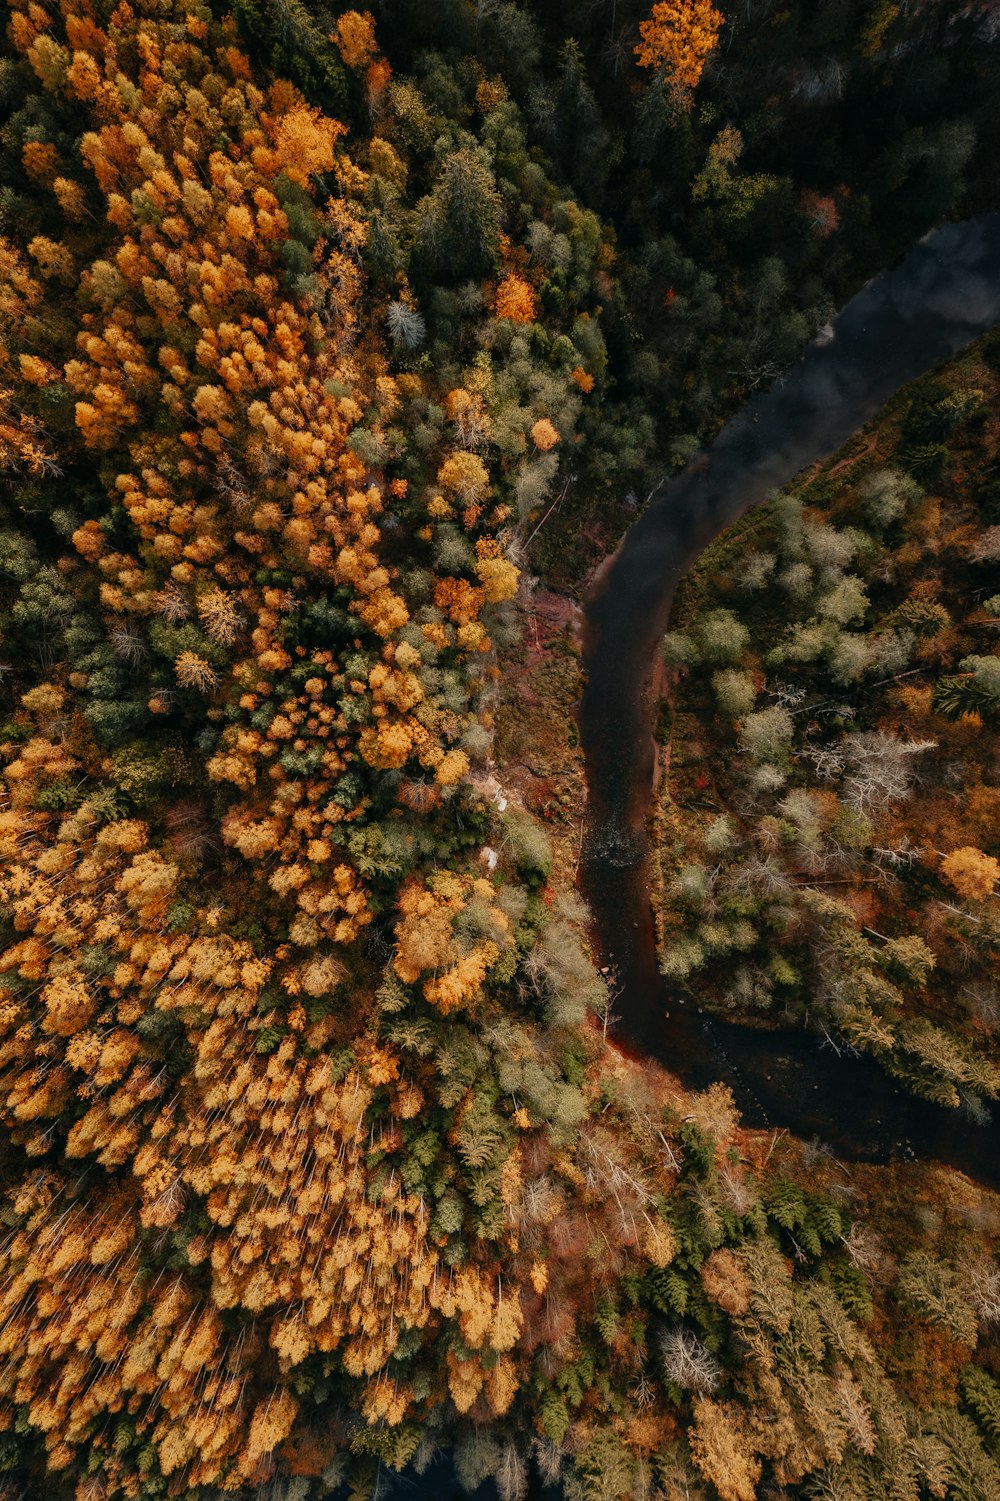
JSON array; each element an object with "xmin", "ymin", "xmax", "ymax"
[{"xmin": 1, "ymin": 1, "xmax": 1000, "ymax": 1500}]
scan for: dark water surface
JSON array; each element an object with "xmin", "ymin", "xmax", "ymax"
[{"xmin": 579, "ymin": 214, "xmax": 1000, "ymax": 1188}]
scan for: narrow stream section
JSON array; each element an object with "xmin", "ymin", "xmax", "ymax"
[{"xmin": 578, "ymin": 214, "xmax": 1000, "ymax": 1188}]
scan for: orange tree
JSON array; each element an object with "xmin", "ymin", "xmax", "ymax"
[{"xmin": 635, "ymin": 0, "xmax": 725, "ymax": 97}]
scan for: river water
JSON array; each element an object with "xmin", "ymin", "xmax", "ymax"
[{"xmin": 578, "ymin": 213, "xmax": 1000, "ymax": 1188}]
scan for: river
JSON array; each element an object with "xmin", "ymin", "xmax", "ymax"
[{"xmin": 578, "ymin": 213, "xmax": 1000, "ymax": 1189}]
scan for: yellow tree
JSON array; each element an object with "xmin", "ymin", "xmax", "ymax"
[{"xmin": 941, "ymin": 846, "xmax": 1000, "ymax": 903}]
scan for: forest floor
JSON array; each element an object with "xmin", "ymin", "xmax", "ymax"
[{"xmin": 494, "ymin": 584, "xmax": 588, "ymax": 891}]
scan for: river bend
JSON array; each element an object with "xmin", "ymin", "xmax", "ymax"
[{"xmin": 578, "ymin": 214, "xmax": 1000, "ymax": 1189}]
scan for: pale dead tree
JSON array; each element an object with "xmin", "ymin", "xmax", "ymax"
[
  {"xmin": 962, "ymin": 981, "xmax": 1000, "ymax": 1033},
  {"xmin": 869, "ymin": 835, "xmax": 925, "ymax": 870},
  {"xmin": 819, "ymin": 1028, "xmax": 851, "ymax": 1058},
  {"xmin": 654, "ymin": 1126, "xmax": 683, "ymax": 1175},
  {"xmin": 969, "ymin": 525, "xmax": 1000, "ymax": 563},
  {"xmin": 601, "ymin": 25, "xmax": 636, "ymax": 79},
  {"xmin": 833, "ymin": 1369, "xmax": 877, "ymax": 1456},
  {"xmin": 734, "ymin": 356, "xmax": 783, "ymax": 391},
  {"xmin": 767, "ymin": 680, "xmax": 807, "ymax": 708},
  {"xmin": 175, "ymin": 651, "xmax": 218, "ymax": 693},
  {"xmin": 958, "ymin": 1251, "xmax": 1000, "ymax": 1327},
  {"xmin": 790, "ymin": 57, "xmax": 846, "ymax": 107},
  {"xmin": 936, "ymin": 900, "xmax": 984, "ymax": 928},
  {"xmin": 797, "ymin": 1137, "xmax": 839, "ymax": 1172},
  {"xmin": 841, "ymin": 731, "xmax": 936, "ymax": 814},
  {"xmin": 386, "ymin": 299, "xmax": 426, "ymax": 350},
  {"xmin": 198, "ymin": 587, "xmax": 244, "ymax": 646},
  {"xmin": 496, "ymin": 1443, "xmax": 528, "ymax": 1501},
  {"xmin": 744, "ymin": 762, "xmax": 788, "ymax": 800},
  {"xmin": 156, "ymin": 582, "xmax": 191, "ymax": 622},
  {"xmin": 718, "ymin": 1168, "xmax": 756, "ymax": 1217},
  {"xmin": 214, "ymin": 454, "xmax": 254, "ymax": 518},
  {"xmin": 532, "ymin": 1438, "xmax": 563, "ymax": 1488},
  {"xmin": 449, "ymin": 394, "xmax": 491, "ymax": 452},
  {"xmin": 580, "ymin": 1130, "xmax": 655, "ymax": 1207},
  {"xmin": 519, "ymin": 1174, "xmax": 561, "ymax": 1225},
  {"xmin": 806, "ymin": 1463, "xmax": 866, "ymax": 1501},
  {"xmin": 656, "ymin": 1455, "xmax": 709, "ymax": 1500},
  {"xmin": 594, "ymin": 965, "xmax": 621, "ymax": 1041},
  {"xmin": 842, "ymin": 1222, "xmax": 891, "ymax": 1279},
  {"xmin": 722, "ymin": 856, "xmax": 793, "ymax": 904},
  {"xmin": 109, "ymin": 626, "xmax": 146, "ymax": 665},
  {"xmin": 143, "ymin": 1176, "xmax": 186, "ymax": 1228},
  {"xmin": 658, "ymin": 1327, "xmax": 720, "ymax": 1393},
  {"xmin": 801, "ymin": 742, "xmax": 846, "ymax": 780}
]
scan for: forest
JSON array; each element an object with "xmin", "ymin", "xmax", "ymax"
[{"xmin": 0, "ymin": 2, "xmax": 998, "ymax": 1500}]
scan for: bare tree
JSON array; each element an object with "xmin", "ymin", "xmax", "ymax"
[
  {"xmin": 959, "ymin": 1251, "xmax": 1000, "ymax": 1327},
  {"xmin": 658, "ymin": 1327, "xmax": 720, "ymax": 1393},
  {"xmin": 496, "ymin": 1443, "xmax": 529, "ymax": 1501},
  {"xmin": 841, "ymin": 731, "xmax": 936, "ymax": 814}
]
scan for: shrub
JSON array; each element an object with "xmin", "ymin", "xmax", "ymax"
[
  {"xmin": 740, "ymin": 705, "xmax": 794, "ymax": 764},
  {"xmin": 712, "ymin": 668, "xmax": 757, "ymax": 719},
  {"xmin": 501, "ymin": 805, "xmax": 552, "ymax": 881},
  {"xmin": 695, "ymin": 608, "xmax": 750, "ymax": 666},
  {"xmin": 859, "ymin": 467, "xmax": 921, "ymax": 527}
]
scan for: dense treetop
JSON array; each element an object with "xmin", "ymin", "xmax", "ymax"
[{"xmin": 0, "ymin": 3, "xmax": 999, "ymax": 1500}]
